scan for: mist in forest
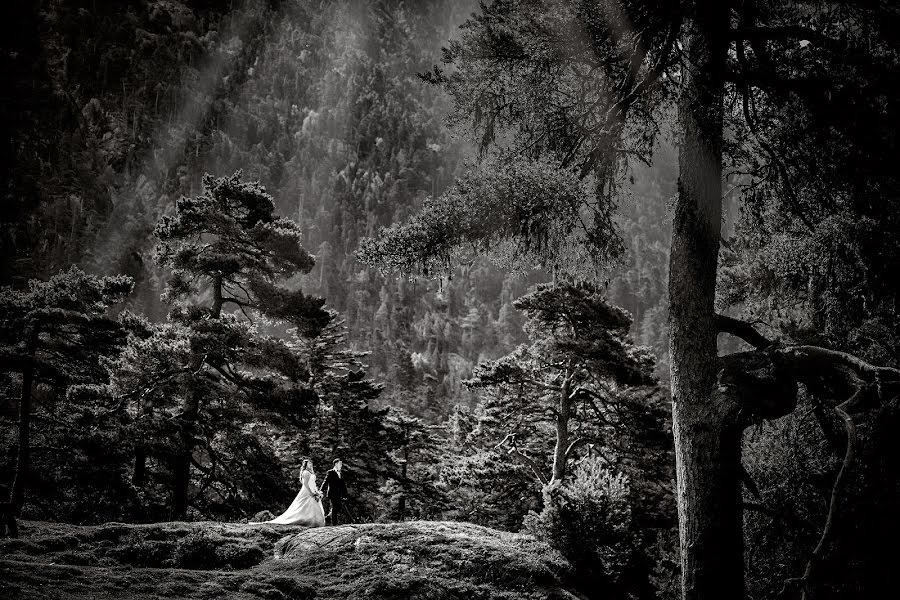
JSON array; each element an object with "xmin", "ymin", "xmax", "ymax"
[{"xmin": 3, "ymin": 2, "xmax": 898, "ymax": 600}]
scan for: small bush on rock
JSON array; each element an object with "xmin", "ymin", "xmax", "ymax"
[{"xmin": 523, "ymin": 458, "xmax": 634, "ymax": 591}]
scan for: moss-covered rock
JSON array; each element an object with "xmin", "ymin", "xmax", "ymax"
[{"xmin": 0, "ymin": 520, "xmax": 584, "ymax": 600}]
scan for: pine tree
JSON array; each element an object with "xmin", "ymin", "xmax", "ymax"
[
  {"xmin": 0, "ymin": 267, "xmax": 132, "ymax": 536},
  {"xmin": 464, "ymin": 283, "xmax": 666, "ymax": 492},
  {"xmin": 151, "ymin": 170, "xmax": 328, "ymax": 518},
  {"xmin": 383, "ymin": 408, "xmax": 447, "ymax": 521},
  {"xmin": 295, "ymin": 314, "xmax": 394, "ymax": 521}
]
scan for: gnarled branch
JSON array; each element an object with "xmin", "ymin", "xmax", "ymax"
[{"xmin": 717, "ymin": 314, "xmax": 773, "ymax": 350}]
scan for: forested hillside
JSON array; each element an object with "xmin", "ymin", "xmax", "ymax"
[{"xmin": 1, "ymin": 0, "xmax": 674, "ymax": 412}]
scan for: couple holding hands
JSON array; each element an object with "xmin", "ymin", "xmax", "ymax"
[{"xmin": 263, "ymin": 458, "xmax": 349, "ymax": 527}]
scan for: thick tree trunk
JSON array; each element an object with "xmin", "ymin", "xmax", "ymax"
[
  {"xmin": 668, "ymin": 3, "xmax": 737, "ymax": 599},
  {"xmin": 131, "ymin": 447, "xmax": 149, "ymax": 522},
  {"xmin": 133, "ymin": 448, "xmax": 147, "ymax": 487},
  {"xmin": 173, "ymin": 390, "xmax": 200, "ymax": 520},
  {"xmin": 4, "ymin": 329, "xmax": 38, "ymax": 538},
  {"xmin": 9, "ymin": 363, "xmax": 34, "ymax": 515},
  {"xmin": 3, "ymin": 364, "xmax": 34, "ymax": 538},
  {"xmin": 132, "ymin": 398, "xmax": 152, "ymax": 492},
  {"xmin": 173, "ymin": 276, "xmax": 222, "ymax": 518},
  {"xmin": 172, "ymin": 443, "xmax": 192, "ymax": 519}
]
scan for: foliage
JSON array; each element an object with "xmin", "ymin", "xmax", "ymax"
[
  {"xmin": 381, "ymin": 408, "xmax": 448, "ymax": 521},
  {"xmin": 358, "ymin": 156, "xmax": 621, "ymax": 279},
  {"xmin": 1, "ymin": 0, "xmax": 548, "ymax": 430},
  {"xmin": 0, "ymin": 267, "xmax": 133, "ymax": 528},
  {"xmin": 426, "ymin": 0, "xmax": 678, "ymax": 182},
  {"xmin": 719, "ymin": 1, "xmax": 900, "ymax": 366},
  {"xmin": 462, "ymin": 282, "xmax": 665, "ymax": 485},
  {"xmin": 0, "ymin": 266, "xmax": 133, "ymax": 384},
  {"xmin": 439, "ymin": 283, "xmax": 674, "ymax": 568},
  {"xmin": 154, "ymin": 170, "xmax": 327, "ymax": 330},
  {"xmin": 712, "ymin": 4, "xmax": 900, "ymax": 597},
  {"xmin": 438, "ymin": 403, "xmax": 543, "ymax": 530},
  {"xmin": 742, "ymin": 395, "xmax": 900, "ymax": 600},
  {"xmin": 285, "ymin": 314, "xmax": 397, "ymax": 522},
  {"xmin": 523, "ymin": 459, "xmax": 634, "ymax": 592}
]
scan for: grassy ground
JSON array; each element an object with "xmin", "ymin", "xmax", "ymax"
[{"xmin": 0, "ymin": 520, "xmax": 583, "ymax": 599}]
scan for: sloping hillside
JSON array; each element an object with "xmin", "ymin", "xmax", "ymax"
[{"xmin": 0, "ymin": 520, "xmax": 583, "ymax": 599}]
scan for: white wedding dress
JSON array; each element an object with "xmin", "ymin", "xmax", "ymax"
[{"xmin": 265, "ymin": 470, "xmax": 325, "ymax": 526}]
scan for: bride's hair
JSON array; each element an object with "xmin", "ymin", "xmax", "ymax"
[{"xmin": 300, "ymin": 458, "xmax": 311, "ymax": 472}]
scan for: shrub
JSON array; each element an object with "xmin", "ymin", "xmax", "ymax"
[{"xmin": 523, "ymin": 458, "xmax": 634, "ymax": 590}]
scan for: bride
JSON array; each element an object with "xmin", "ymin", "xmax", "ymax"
[{"xmin": 259, "ymin": 458, "xmax": 326, "ymax": 526}]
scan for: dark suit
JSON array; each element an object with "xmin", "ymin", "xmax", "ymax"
[{"xmin": 319, "ymin": 468, "xmax": 348, "ymax": 524}]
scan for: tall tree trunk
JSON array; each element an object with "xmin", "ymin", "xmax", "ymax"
[
  {"xmin": 131, "ymin": 446, "xmax": 148, "ymax": 522},
  {"xmin": 132, "ymin": 397, "xmax": 153, "ymax": 492},
  {"xmin": 173, "ymin": 275, "xmax": 221, "ymax": 518},
  {"xmin": 211, "ymin": 275, "xmax": 223, "ymax": 317},
  {"xmin": 173, "ymin": 389, "xmax": 200, "ymax": 520},
  {"xmin": 550, "ymin": 370, "xmax": 573, "ymax": 485},
  {"xmin": 399, "ymin": 431, "xmax": 408, "ymax": 521},
  {"xmin": 4, "ymin": 328, "xmax": 39, "ymax": 538},
  {"xmin": 668, "ymin": 3, "xmax": 738, "ymax": 599},
  {"xmin": 9, "ymin": 363, "xmax": 34, "ymax": 515},
  {"xmin": 133, "ymin": 449, "xmax": 147, "ymax": 488}
]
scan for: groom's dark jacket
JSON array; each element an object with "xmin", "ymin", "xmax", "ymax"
[{"xmin": 319, "ymin": 468, "xmax": 348, "ymax": 500}]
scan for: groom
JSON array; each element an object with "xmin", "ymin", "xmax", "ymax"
[{"xmin": 319, "ymin": 458, "xmax": 348, "ymax": 525}]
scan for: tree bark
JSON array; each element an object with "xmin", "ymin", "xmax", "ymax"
[
  {"xmin": 399, "ymin": 422, "xmax": 408, "ymax": 521},
  {"xmin": 173, "ymin": 388, "xmax": 200, "ymax": 520},
  {"xmin": 4, "ymin": 327, "xmax": 39, "ymax": 537},
  {"xmin": 132, "ymin": 397, "xmax": 153, "ymax": 494},
  {"xmin": 211, "ymin": 275, "xmax": 223, "ymax": 317},
  {"xmin": 668, "ymin": 3, "xmax": 737, "ymax": 599},
  {"xmin": 133, "ymin": 449, "xmax": 147, "ymax": 488},
  {"xmin": 9, "ymin": 361, "xmax": 34, "ymax": 515},
  {"xmin": 550, "ymin": 369, "xmax": 573, "ymax": 485}
]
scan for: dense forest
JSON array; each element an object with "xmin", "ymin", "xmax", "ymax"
[{"xmin": 2, "ymin": 1, "xmax": 899, "ymax": 600}]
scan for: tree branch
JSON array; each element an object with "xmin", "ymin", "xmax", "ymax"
[
  {"xmin": 730, "ymin": 25, "xmax": 841, "ymax": 51},
  {"xmin": 781, "ymin": 346, "xmax": 900, "ymax": 387},
  {"xmin": 717, "ymin": 314, "xmax": 773, "ymax": 350},
  {"xmin": 526, "ymin": 379, "xmax": 563, "ymax": 392},
  {"xmin": 494, "ymin": 434, "xmax": 548, "ymax": 485},
  {"xmin": 564, "ymin": 436, "xmax": 601, "ymax": 459},
  {"xmin": 799, "ymin": 381, "xmax": 867, "ymax": 599}
]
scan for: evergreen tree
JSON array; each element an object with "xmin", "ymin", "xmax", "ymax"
[
  {"xmin": 151, "ymin": 170, "xmax": 328, "ymax": 518},
  {"xmin": 295, "ymin": 314, "xmax": 395, "ymax": 522},
  {"xmin": 0, "ymin": 267, "xmax": 132, "ymax": 536},
  {"xmin": 382, "ymin": 408, "xmax": 447, "ymax": 521},
  {"xmin": 466, "ymin": 284, "xmax": 658, "ymax": 486}
]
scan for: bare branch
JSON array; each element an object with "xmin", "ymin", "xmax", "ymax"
[
  {"xmin": 494, "ymin": 434, "xmax": 548, "ymax": 485},
  {"xmin": 564, "ymin": 436, "xmax": 601, "ymax": 459},
  {"xmin": 799, "ymin": 382, "xmax": 868, "ymax": 599}
]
